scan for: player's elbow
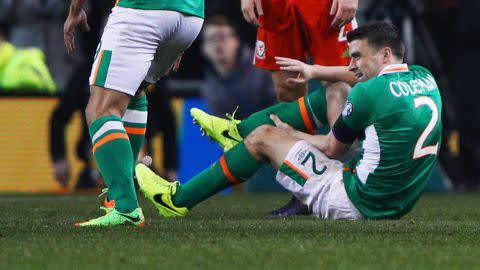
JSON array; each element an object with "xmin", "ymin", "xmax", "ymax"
[
  {"xmin": 323, "ymin": 147, "xmax": 340, "ymax": 159},
  {"xmin": 323, "ymin": 142, "xmax": 349, "ymax": 160}
]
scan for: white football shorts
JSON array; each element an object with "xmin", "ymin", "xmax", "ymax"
[
  {"xmin": 276, "ymin": 140, "xmax": 363, "ymax": 220},
  {"xmin": 89, "ymin": 6, "xmax": 203, "ymax": 95}
]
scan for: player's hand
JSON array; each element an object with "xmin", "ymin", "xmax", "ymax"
[
  {"xmin": 64, "ymin": 9, "xmax": 90, "ymax": 55},
  {"xmin": 330, "ymin": 0, "xmax": 358, "ymax": 28},
  {"xmin": 53, "ymin": 159, "xmax": 71, "ymax": 187},
  {"xmin": 241, "ymin": 0, "xmax": 264, "ymax": 27},
  {"xmin": 275, "ymin": 56, "xmax": 315, "ymax": 84},
  {"xmin": 270, "ymin": 114, "xmax": 296, "ymax": 136}
]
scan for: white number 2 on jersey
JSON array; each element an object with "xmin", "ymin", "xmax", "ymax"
[{"xmin": 413, "ymin": 96, "xmax": 439, "ymax": 159}]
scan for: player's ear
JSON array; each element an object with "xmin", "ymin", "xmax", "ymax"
[{"xmin": 382, "ymin": 47, "xmax": 393, "ymax": 63}]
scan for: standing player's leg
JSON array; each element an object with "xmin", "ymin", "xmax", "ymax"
[
  {"xmin": 123, "ymin": 82, "xmax": 150, "ymax": 163},
  {"xmin": 122, "ymin": 11, "xmax": 202, "ymax": 177},
  {"xmin": 254, "ymin": 0, "xmax": 308, "ymax": 101},
  {"xmin": 85, "ymin": 86, "xmax": 138, "ymax": 214},
  {"xmin": 76, "ymin": 8, "xmax": 203, "ymax": 227},
  {"xmin": 74, "ymin": 8, "xmax": 153, "ymax": 227},
  {"xmin": 135, "ymin": 124, "xmax": 297, "ymax": 216}
]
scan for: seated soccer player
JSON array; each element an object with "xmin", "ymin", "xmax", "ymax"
[{"xmin": 136, "ymin": 22, "xmax": 442, "ymax": 220}]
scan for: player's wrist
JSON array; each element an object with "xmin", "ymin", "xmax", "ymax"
[
  {"xmin": 69, "ymin": 0, "xmax": 87, "ymax": 16},
  {"xmin": 311, "ymin": 65, "xmax": 325, "ymax": 79},
  {"xmin": 69, "ymin": 7, "xmax": 83, "ymax": 17}
]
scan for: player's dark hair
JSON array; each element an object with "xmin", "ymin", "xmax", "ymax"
[
  {"xmin": 347, "ymin": 21, "xmax": 405, "ymax": 60},
  {"xmin": 202, "ymin": 15, "xmax": 238, "ymax": 36}
]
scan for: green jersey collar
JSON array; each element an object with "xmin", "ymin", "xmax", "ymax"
[{"xmin": 378, "ymin": 63, "xmax": 409, "ymax": 76}]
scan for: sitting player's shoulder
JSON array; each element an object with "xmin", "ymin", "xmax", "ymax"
[
  {"xmin": 409, "ymin": 65, "xmax": 434, "ymax": 76},
  {"xmin": 351, "ymin": 77, "xmax": 382, "ymax": 95}
]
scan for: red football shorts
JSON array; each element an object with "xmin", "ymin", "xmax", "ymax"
[{"xmin": 254, "ymin": 0, "xmax": 358, "ymax": 70}]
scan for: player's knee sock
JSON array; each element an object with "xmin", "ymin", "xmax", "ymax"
[
  {"xmin": 237, "ymin": 88, "xmax": 328, "ymax": 137},
  {"xmin": 172, "ymin": 142, "xmax": 261, "ymax": 209},
  {"xmin": 123, "ymin": 95, "xmax": 148, "ymax": 162},
  {"xmin": 89, "ymin": 116, "xmax": 138, "ymax": 213}
]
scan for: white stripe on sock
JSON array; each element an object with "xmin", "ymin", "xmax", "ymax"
[
  {"xmin": 122, "ymin": 109, "xmax": 148, "ymax": 124},
  {"xmin": 92, "ymin": 121, "xmax": 125, "ymax": 143}
]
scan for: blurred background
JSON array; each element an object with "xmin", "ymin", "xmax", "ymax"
[{"xmin": 0, "ymin": 0, "xmax": 477, "ymax": 193}]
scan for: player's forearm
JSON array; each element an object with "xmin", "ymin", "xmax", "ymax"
[
  {"xmin": 69, "ymin": 0, "xmax": 88, "ymax": 16},
  {"xmin": 311, "ymin": 65, "xmax": 358, "ymax": 86},
  {"xmin": 293, "ymin": 130, "xmax": 349, "ymax": 159},
  {"xmin": 292, "ymin": 131, "xmax": 329, "ymax": 153}
]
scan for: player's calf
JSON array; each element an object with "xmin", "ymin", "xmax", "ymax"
[
  {"xmin": 271, "ymin": 70, "xmax": 308, "ymax": 102},
  {"xmin": 85, "ymin": 86, "xmax": 131, "ymax": 125}
]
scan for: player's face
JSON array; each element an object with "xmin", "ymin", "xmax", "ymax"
[
  {"xmin": 202, "ymin": 25, "xmax": 240, "ymax": 65},
  {"xmin": 348, "ymin": 39, "xmax": 385, "ymax": 81}
]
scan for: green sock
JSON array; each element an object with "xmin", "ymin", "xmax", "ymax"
[
  {"xmin": 173, "ymin": 142, "xmax": 262, "ymax": 209},
  {"xmin": 123, "ymin": 95, "xmax": 148, "ymax": 161},
  {"xmin": 89, "ymin": 115, "xmax": 138, "ymax": 213},
  {"xmin": 237, "ymin": 88, "xmax": 328, "ymax": 137}
]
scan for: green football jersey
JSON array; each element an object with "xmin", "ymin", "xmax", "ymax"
[
  {"xmin": 341, "ymin": 64, "xmax": 442, "ymax": 219},
  {"xmin": 117, "ymin": 0, "xmax": 204, "ymax": 17}
]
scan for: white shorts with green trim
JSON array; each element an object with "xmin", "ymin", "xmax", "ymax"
[
  {"xmin": 89, "ymin": 6, "xmax": 203, "ymax": 96},
  {"xmin": 276, "ymin": 140, "xmax": 363, "ymax": 220}
]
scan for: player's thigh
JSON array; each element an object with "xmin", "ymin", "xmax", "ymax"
[
  {"xmin": 254, "ymin": 0, "xmax": 306, "ymax": 71},
  {"xmin": 275, "ymin": 140, "xmax": 342, "ymax": 203},
  {"xmin": 297, "ymin": 0, "xmax": 357, "ymax": 66},
  {"xmin": 312, "ymin": 175, "xmax": 362, "ymax": 220},
  {"xmin": 145, "ymin": 15, "xmax": 203, "ymax": 83},
  {"xmin": 89, "ymin": 8, "xmax": 195, "ymax": 96}
]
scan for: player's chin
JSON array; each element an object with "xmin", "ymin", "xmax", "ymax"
[{"xmin": 355, "ymin": 73, "xmax": 364, "ymax": 81}]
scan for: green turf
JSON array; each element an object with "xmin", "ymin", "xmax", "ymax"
[{"xmin": 1, "ymin": 193, "xmax": 480, "ymax": 269}]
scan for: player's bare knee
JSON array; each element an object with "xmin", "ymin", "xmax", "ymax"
[
  {"xmin": 244, "ymin": 132, "xmax": 261, "ymax": 158},
  {"xmin": 245, "ymin": 125, "xmax": 275, "ymax": 160},
  {"xmin": 255, "ymin": 125, "xmax": 276, "ymax": 139},
  {"xmin": 326, "ymin": 82, "xmax": 351, "ymax": 102},
  {"xmin": 246, "ymin": 125, "xmax": 274, "ymax": 147}
]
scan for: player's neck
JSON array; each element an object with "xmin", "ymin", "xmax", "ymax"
[{"xmin": 383, "ymin": 57, "xmax": 404, "ymax": 67}]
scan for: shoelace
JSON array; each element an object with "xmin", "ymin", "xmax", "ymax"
[
  {"xmin": 98, "ymin": 188, "xmax": 109, "ymax": 198},
  {"xmin": 99, "ymin": 206, "xmax": 111, "ymax": 213},
  {"xmin": 225, "ymin": 106, "xmax": 240, "ymax": 123},
  {"xmin": 170, "ymin": 181, "xmax": 181, "ymax": 195},
  {"xmin": 98, "ymin": 188, "xmax": 113, "ymax": 213}
]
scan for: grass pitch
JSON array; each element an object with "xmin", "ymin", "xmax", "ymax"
[{"xmin": 1, "ymin": 193, "xmax": 480, "ymax": 270}]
